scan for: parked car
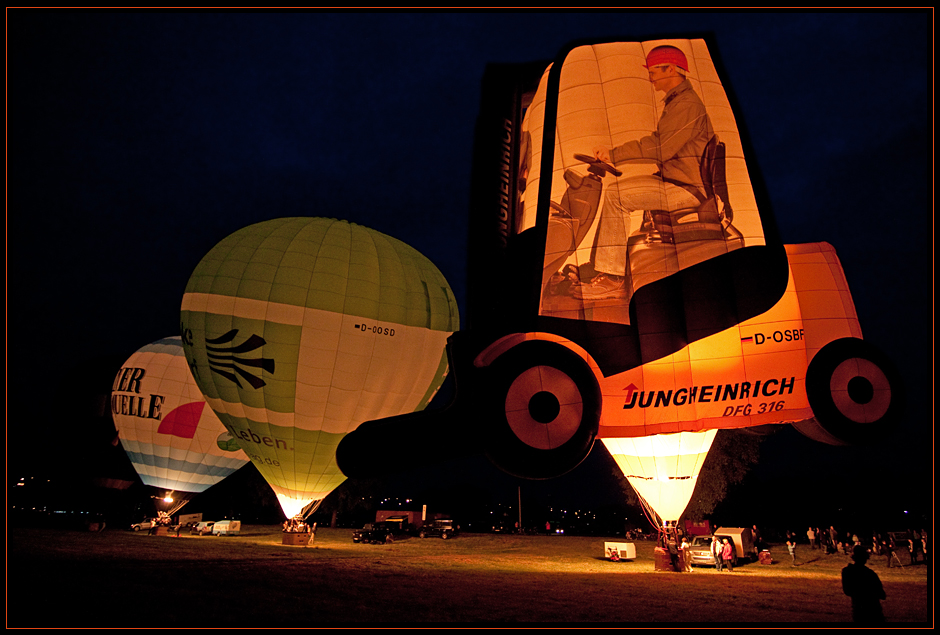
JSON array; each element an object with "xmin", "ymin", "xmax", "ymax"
[
  {"xmin": 191, "ymin": 521, "xmax": 215, "ymax": 535},
  {"xmin": 687, "ymin": 535, "xmax": 721, "ymax": 567},
  {"xmin": 130, "ymin": 520, "xmax": 154, "ymax": 532},
  {"xmin": 419, "ymin": 519, "xmax": 459, "ymax": 539},
  {"xmin": 688, "ymin": 528, "xmax": 757, "ymax": 567},
  {"xmin": 352, "ymin": 522, "xmax": 396, "ymax": 544}
]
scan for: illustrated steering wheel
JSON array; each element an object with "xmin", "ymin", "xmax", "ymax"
[{"xmin": 573, "ymin": 153, "xmax": 622, "ymax": 178}]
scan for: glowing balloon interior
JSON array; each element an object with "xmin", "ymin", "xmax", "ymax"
[
  {"xmin": 602, "ymin": 430, "xmax": 716, "ymax": 525},
  {"xmin": 180, "ymin": 217, "xmax": 459, "ymax": 518},
  {"xmin": 112, "ymin": 336, "xmax": 249, "ymax": 509}
]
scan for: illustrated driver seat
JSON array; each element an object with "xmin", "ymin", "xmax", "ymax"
[{"xmin": 640, "ymin": 135, "xmax": 742, "ymax": 245}]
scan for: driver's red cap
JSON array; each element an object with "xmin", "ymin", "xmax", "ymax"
[{"xmin": 643, "ymin": 46, "xmax": 689, "ymax": 72}]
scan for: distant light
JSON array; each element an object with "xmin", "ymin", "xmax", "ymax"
[{"xmin": 163, "ymin": 496, "xmax": 174, "ymax": 503}]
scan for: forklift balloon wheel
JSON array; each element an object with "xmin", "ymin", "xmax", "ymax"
[{"xmin": 483, "ymin": 340, "xmax": 602, "ymax": 480}]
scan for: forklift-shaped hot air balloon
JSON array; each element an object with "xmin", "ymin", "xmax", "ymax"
[{"xmin": 337, "ymin": 38, "xmax": 901, "ymax": 533}]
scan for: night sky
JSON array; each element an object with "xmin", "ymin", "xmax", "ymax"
[{"xmin": 8, "ymin": 11, "xmax": 933, "ymax": 525}]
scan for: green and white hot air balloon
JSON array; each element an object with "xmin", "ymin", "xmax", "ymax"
[{"xmin": 180, "ymin": 218, "xmax": 459, "ymax": 519}]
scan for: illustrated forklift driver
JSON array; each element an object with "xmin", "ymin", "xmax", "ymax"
[
  {"xmin": 556, "ymin": 46, "xmax": 723, "ymax": 300},
  {"xmin": 577, "ymin": 45, "xmax": 719, "ymax": 301}
]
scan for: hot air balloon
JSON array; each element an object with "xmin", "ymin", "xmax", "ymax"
[
  {"xmin": 602, "ymin": 431, "xmax": 716, "ymax": 528},
  {"xmin": 180, "ymin": 217, "xmax": 459, "ymax": 519},
  {"xmin": 338, "ymin": 38, "xmax": 900, "ymax": 545},
  {"xmin": 112, "ymin": 336, "xmax": 249, "ymax": 516}
]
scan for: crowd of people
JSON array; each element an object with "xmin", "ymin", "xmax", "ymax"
[
  {"xmin": 146, "ymin": 511, "xmax": 174, "ymax": 535},
  {"xmin": 655, "ymin": 523, "xmax": 927, "ymax": 624},
  {"xmin": 798, "ymin": 526, "xmax": 928, "ymax": 568},
  {"xmin": 282, "ymin": 518, "xmax": 316, "ymax": 534},
  {"xmin": 652, "ymin": 523, "xmax": 928, "ymax": 577}
]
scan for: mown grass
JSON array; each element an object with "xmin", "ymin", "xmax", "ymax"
[{"xmin": 8, "ymin": 526, "xmax": 931, "ymax": 626}]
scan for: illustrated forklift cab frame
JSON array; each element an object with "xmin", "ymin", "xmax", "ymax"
[{"xmin": 337, "ymin": 38, "xmax": 900, "ymax": 482}]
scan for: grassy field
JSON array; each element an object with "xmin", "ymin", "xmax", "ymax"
[{"xmin": 7, "ymin": 525, "xmax": 932, "ymax": 627}]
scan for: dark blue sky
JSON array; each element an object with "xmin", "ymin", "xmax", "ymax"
[{"xmin": 8, "ymin": 11, "xmax": 933, "ymax": 520}]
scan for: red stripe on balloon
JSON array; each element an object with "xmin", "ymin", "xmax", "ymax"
[{"xmin": 157, "ymin": 401, "xmax": 205, "ymax": 439}]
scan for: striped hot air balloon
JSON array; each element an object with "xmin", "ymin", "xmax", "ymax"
[{"xmin": 112, "ymin": 336, "xmax": 249, "ymax": 515}]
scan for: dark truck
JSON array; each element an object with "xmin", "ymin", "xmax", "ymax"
[
  {"xmin": 419, "ymin": 519, "xmax": 459, "ymax": 539},
  {"xmin": 352, "ymin": 522, "xmax": 397, "ymax": 544}
]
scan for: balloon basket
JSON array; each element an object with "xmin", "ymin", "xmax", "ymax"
[
  {"xmin": 282, "ymin": 532, "xmax": 312, "ymax": 546},
  {"xmin": 654, "ymin": 546, "xmax": 678, "ymax": 572}
]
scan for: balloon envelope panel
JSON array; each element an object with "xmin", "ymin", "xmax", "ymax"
[
  {"xmin": 112, "ymin": 336, "xmax": 249, "ymax": 493},
  {"xmin": 180, "ymin": 218, "xmax": 459, "ymax": 517}
]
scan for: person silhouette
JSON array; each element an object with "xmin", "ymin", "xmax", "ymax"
[{"xmin": 842, "ymin": 544, "xmax": 886, "ymax": 624}]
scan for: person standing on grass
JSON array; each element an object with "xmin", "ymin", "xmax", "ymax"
[
  {"xmin": 842, "ymin": 544, "xmax": 886, "ymax": 624},
  {"xmin": 667, "ymin": 533, "xmax": 681, "ymax": 572},
  {"xmin": 787, "ymin": 538, "xmax": 797, "ymax": 566},
  {"xmin": 680, "ymin": 536, "xmax": 692, "ymax": 572},
  {"xmin": 908, "ymin": 531, "xmax": 922, "ymax": 564},
  {"xmin": 721, "ymin": 538, "xmax": 734, "ymax": 572},
  {"xmin": 711, "ymin": 535, "xmax": 723, "ymax": 572},
  {"xmin": 885, "ymin": 537, "xmax": 903, "ymax": 568}
]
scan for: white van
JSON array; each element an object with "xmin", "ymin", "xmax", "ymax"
[
  {"xmin": 714, "ymin": 527, "xmax": 757, "ymax": 562},
  {"xmin": 212, "ymin": 520, "xmax": 241, "ymax": 536}
]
